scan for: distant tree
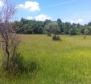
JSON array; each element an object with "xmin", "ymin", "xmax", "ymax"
[
  {"xmin": 69, "ymin": 28, "xmax": 79, "ymax": 35},
  {"xmin": 69, "ymin": 23, "xmax": 81, "ymax": 35},
  {"xmin": 57, "ymin": 18, "xmax": 63, "ymax": 33},
  {"xmin": 83, "ymin": 27, "xmax": 89, "ymax": 39},
  {"xmin": 63, "ymin": 22, "xmax": 71, "ymax": 34},
  {"xmin": 44, "ymin": 22, "xmax": 60, "ymax": 40},
  {"xmin": 32, "ymin": 21, "xmax": 44, "ymax": 34},
  {"xmin": 12, "ymin": 17, "xmax": 91, "ymax": 35},
  {"xmin": 44, "ymin": 20, "xmax": 51, "ymax": 26},
  {"xmin": 44, "ymin": 22, "xmax": 59, "ymax": 34},
  {"xmin": 88, "ymin": 22, "xmax": 91, "ymax": 26}
]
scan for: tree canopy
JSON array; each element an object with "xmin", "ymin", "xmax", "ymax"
[{"xmin": 12, "ymin": 18, "xmax": 91, "ymax": 35}]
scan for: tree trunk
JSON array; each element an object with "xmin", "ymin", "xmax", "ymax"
[{"xmin": 5, "ymin": 42, "xmax": 10, "ymax": 71}]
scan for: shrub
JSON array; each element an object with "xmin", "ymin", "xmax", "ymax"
[
  {"xmin": 2, "ymin": 53, "xmax": 39, "ymax": 75},
  {"xmin": 47, "ymin": 32, "xmax": 51, "ymax": 36},
  {"xmin": 52, "ymin": 35, "xmax": 60, "ymax": 41},
  {"xmin": 83, "ymin": 35, "xmax": 87, "ymax": 40},
  {"xmin": 2, "ymin": 53, "xmax": 24, "ymax": 74},
  {"xmin": 24, "ymin": 61, "xmax": 39, "ymax": 73}
]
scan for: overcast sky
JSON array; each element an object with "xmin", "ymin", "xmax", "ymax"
[{"xmin": 0, "ymin": 0, "xmax": 91, "ymax": 24}]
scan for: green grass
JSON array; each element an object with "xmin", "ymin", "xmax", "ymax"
[{"xmin": 0, "ymin": 35, "xmax": 91, "ymax": 84}]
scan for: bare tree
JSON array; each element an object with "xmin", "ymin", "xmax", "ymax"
[{"xmin": 0, "ymin": 0, "xmax": 20, "ymax": 72}]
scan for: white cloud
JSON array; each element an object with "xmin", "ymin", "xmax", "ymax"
[
  {"xmin": 17, "ymin": 1, "xmax": 40, "ymax": 12},
  {"xmin": 35, "ymin": 14, "xmax": 52, "ymax": 21},
  {"xmin": 65, "ymin": 17, "xmax": 84, "ymax": 24},
  {"xmin": 26, "ymin": 14, "xmax": 52, "ymax": 21},
  {"xmin": 26, "ymin": 16, "xmax": 34, "ymax": 20},
  {"xmin": 70, "ymin": 18, "xmax": 84, "ymax": 24},
  {"xmin": 0, "ymin": 0, "xmax": 4, "ymax": 7},
  {"xmin": 76, "ymin": 19, "xmax": 83, "ymax": 23}
]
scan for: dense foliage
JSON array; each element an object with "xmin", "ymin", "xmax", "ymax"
[{"xmin": 13, "ymin": 18, "xmax": 91, "ymax": 35}]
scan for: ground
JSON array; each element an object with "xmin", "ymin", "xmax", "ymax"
[{"xmin": 0, "ymin": 35, "xmax": 91, "ymax": 84}]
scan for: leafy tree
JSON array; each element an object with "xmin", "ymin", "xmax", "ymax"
[
  {"xmin": 57, "ymin": 19, "xmax": 62, "ymax": 32},
  {"xmin": 83, "ymin": 27, "xmax": 89, "ymax": 39},
  {"xmin": 32, "ymin": 21, "xmax": 44, "ymax": 34},
  {"xmin": 88, "ymin": 22, "xmax": 91, "ymax": 26},
  {"xmin": 63, "ymin": 22, "xmax": 71, "ymax": 34},
  {"xmin": 44, "ymin": 22, "xmax": 59, "ymax": 34},
  {"xmin": 12, "ymin": 18, "xmax": 91, "ymax": 35}
]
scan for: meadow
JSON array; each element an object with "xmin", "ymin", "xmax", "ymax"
[{"xmin": 0, "ymin": 35, "xmax": 91, "ymax": 84}]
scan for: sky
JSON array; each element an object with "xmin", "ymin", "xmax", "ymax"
[{"xmin": 0, "ymin": 0, "xmax": 91, "ymax": 24}]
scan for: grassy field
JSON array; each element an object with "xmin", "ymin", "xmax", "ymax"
[{"xmin": 0, "ymin": 35, "xmax": 91, "ymax": 84}]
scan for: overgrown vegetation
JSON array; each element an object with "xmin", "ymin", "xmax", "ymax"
[
  {"xmin": 0, "ymin": 0, "xmax": 39, "ymax": 75},
  {"xmin": 0, "ymin": 0, "xmax": 91, "ymax": 84},
  {"xmin": 0, "ymin": 0, "xmax": 24, "ymax": 74},
  {"xmin": 52, "ymin": 35, "xmax": 60, "ymax": 41},
  {"xmin": 0, "ymin": 35, "xmax": 91, "ymax": 84}
]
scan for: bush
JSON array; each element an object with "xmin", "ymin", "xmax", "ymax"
[
  {"xmin": 2, "ymin": 53, "xmax": 24, "ymax": 74},
  {"xmin": 2, "ymin": 52, "xmax": 39, "ymax": 75},
  {"xmin": 47, "ymin": 32, "xmax": 51, "ymax": 36},
  {"xmin": 52, "ymin": 35, "xmax": 60, "ymax": 41},
  {"xmin": 83, "ymin": 35, "xmax": 87, "ymax": 39},
  {"xmin": 24, "ymin": 61, "xmax": 39, "ymax": 73}
]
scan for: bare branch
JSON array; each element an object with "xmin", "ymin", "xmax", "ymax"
[{"xmin": 0, "ymin": 0, "xmax": 20, "ymax": 72}]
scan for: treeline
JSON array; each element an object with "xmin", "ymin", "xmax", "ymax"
[{"xmin": 13, "ymin": 18, "xmax": 91, "ymax": 35}]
